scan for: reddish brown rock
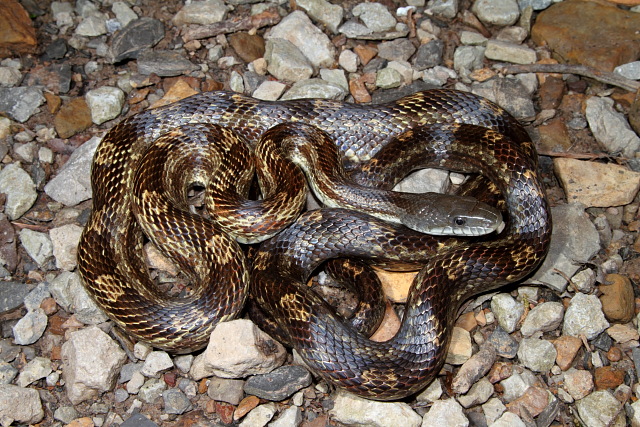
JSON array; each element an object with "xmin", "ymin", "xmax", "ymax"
[
  {"xmin": 553, "ymin": 335, "xmax": 582, "ymax": 371},
  {"xmin": 54, "ymin": 98, "xmax": 93, "ymax": 139},
  {"xmin": 215, "ymin": 402, "xmax": 235, "ymax": 424},
  {"xmin": 233, "ymin": 395, "xmax": 260, "ymax": 420},
  {"xmin": 594, "ymin": 366, "xmax": 625, "ymax": 390},
  {"xmin": 507, "ymin": 386, "xmax": 549, "ymax": 418},
  {"xmin": 0, "ymin": 0, "xmax": 37, "ymax": 57},
  {"xmin": 538, "ymin": 76, "xmax": 565, "ymax": 110},
  {"xmin": 531, "ymin": 0, "xmax": 640, "ymax": 72},
  {"xmin": 537, "ymin": 117, "xmax": 572, "ymax": 153},
  {"xmin": 229, "ymin": 32, "xmax": 266, "ymax": 63},
  {"xmin": 353, "ymin": 45, "xmax": 377, "ymax": 66},
  {"xmin": 599, "ymin": 274, "xmax": 635, "ymax": 323}
]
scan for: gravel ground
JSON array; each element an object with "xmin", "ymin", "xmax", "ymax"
[{"xmin": 1, "ymin": 0, "xmax": 640, "ymax": 426}]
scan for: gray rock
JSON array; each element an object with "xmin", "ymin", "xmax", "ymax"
[
  {"xmin": 172, "ymin": 0, "xmax": 229, "ymax": 25},
  {"xmin": 61, "ymin": 326, "xmax": 128, "ymax": 404},
  {"xmin": 239, "ymin": 403, "xmax": 277, "ymax": 427},
  {"xmin": 413, "ymin": 40, "xmax": 444, "ymax": 70},
  {"xmin": 491, "ymin": 293, "xmax": 523, "ymax": 333},
  {"xmin": 0, "ymin": 362, "xmax": 17, "ymax": 385},
  {"xmin": 585, "ymin": 96, "xmax": 640, "ymax": 157},
  {"xmin": 457, "ymin": 377, "xmax": 494, "ymax": 408},
  {"xmin": 487, "ymin": 327, "xmax": 518, "ymax": 358},
  {"xmin": 422, "ymin": 66, "xmax": 457, "ymax": 86},
  {"xmin": 416, "ymin": 378, "xmax": 443, "ymax": 403},
  {"xmin": 452, "ymin": 344, "xmax": 497, "ymax": 394},
  {"xmin": 296, "ymin": 0, "xmax": 343, "ymax": 33},
  {"xmin": 484, "ymin": 40, "xmax": 536, "ymax": 64},
  {"xmin": 75, "ymin": 12, "xmax": 108, "ymax": 36},
  {"xmin": 207, "ymin": 376, "xmax": 245, "ymax": 405},
  {"xmin": 85, "ymin": 86, "xmax": 125, "ymax": 125},
  {"xmin": 528, "ymin": 204, "xmax": 600, "ymax": 291},
  {"xmin": 244, "ymin": 365, "xmax": 312, "ymax": 401},
  {"xmin": 265, "ymin": 39, "xmax": 314, "ymax": 83},
  {"xmin": 0, "ymin": 384, "xmax": 44, "ymax": 425},
  {"xmin": 0, "ymin": 282, "xmax": 30, "ymax": 314},
  {"xmin": 496, "ymin": 26, "xmax": 528, "ymax": 44},
  {"xmin": 517, "ymin": 337, "xmax": 557, "ymax": 372},
  {"xmin": 112, "ymin": 2, "xmax": 138, "ymax": 27},
  {"xmin": 13, "ymin": 308, "xmax": 47, "ymax": 345},
  {"xmin": 339, "ymin": 21, "xmax": 373, "ymax": 38},
  {"xmin": 352, "ymin": 2, "xmax": 397, "ymax": 32},
  {"xmin": 482, "ymin": 397, "xmax": 507, "ymax": 425},
  {"xmin": 163, "ymin": 389, "xmax": 192, "ymax": 415},
  {"xmin": 472, "ymin": 0, "xmax": 520, "ymax": 26},
  {"xmin": 190, "ymin": 319, "xmax": 286, "ymax": 380},
  {"xmin": 138, "ymin": 378, "xmax": 166, "ymax": 403},
  {"xmin": 0, "ymin": 163, "xmax": 37, "ymax": 220},
  {"xmin": 269, "ymin": 405, "xmax": 302, "ymax": 427},
  {"xmin": 23, "ymin": 283, "xmax": 50, "ymax": 312},
  {"xmin": 490, "ymin": 411, "xmax": 526, "ymax": 427},
  {"xmin": 49, "ymin": 271, "xmax": 108, "ymax": 324},
  {"xmin": 114, "ymin": 387, "xmax": 129, "ymax": 403},
  {"xmin": 19, "ymin": 228, "xmax": 52, "ymax": 266},
  {"xmin": 108, "ymin": 18, "xmax": 165, "ymax": 63},
  {"xmin": 319, "ymin": 68, "xmax": 348, "ymax": 91},
  {"xmin": 517, "ymin": 0, "xmax": 553, "ymax": 10},
  {"xmin": 281, "ymin": 79, "xmax": 346, "ymax": 101},
  {"xmin": 453, "ymin": 46, "xmax": 485, "ymax": 80},
  {"xmin": 563, "ymin": 368, "xmax": 593, "ymax": 400},
  {"xmin": 267, "ymin": 11, "xmax": 336, "ymax": 68},
  {"xmin": 140, "ymin": 351, "xmax": 174, "ymax": 378},
  {"xmin": 575, "ymin": 390, "xmax": 625, "ymax": 427},
  {"xmin": 0, "ymin": 86, "xmax": 44, "ymax": 123},
  {"xmin": 520, "ymin": 301, "xmax": 564, "ymax": 337},
  {"xmin": 174, "ymin": 354, "xmax": 193, "ymax": 373},
  {"xmin": 137, "ymin": 50, "xmax": 199, "ymax": 77},
  {"xmin": 500, "ymin": 371, "xmax": 536, "ymax": 402},
  {"xmin": 423, "ymin": 398, "xmax": 469, "ymax": 426},
  {"xmin": 49, "ymin": 223, "xmax": 83, "ymax": 271},
  {"xmin": 470, "ymin": 78, "xmax": 536, "ymax": 120},
  {"xmin": 426, "ymin": 0, "xmax": 459, "ymax": 19},
  {"xmin": 338, "ymin": 49, "xmax": 359, "ymax": 73},
  {"xmin": 126, "ymin": 371, "xmax": 145, "ymax": 394},
  {"xmin": 44, "ymin": 136, "xmax": 100, "ymax": 206},
  {"xmin": 614, "ymin": 61, "xmax": 640, "ymax": 80},
  {"xmin": 330, "ymin": 389, "xmax": 422, "ymax": 427},
  {"xmin": 0, "ymin": 66, "xmax": 22, "ymax": 87},
  {"xmin": 460, "ymin": 30, "xmax": 488, "ymax": 46},
  {"xmin": 119, "ymin": 362, "xmax": 143, "ymax": 384},
  {"xmin": 121, "ymin": 413, "xmax": 159, "ymax": 427},
  {"xmin": 570, "ymin": 268, "xmax": 596, "ymax": 293},
  {"xmin": 563, "ymin": 293, "xmax": 609, "ymax": 340},
  {"xmin": 16, "ymin": 357, "xmax": 52, "ymax": 387},
  {"xmin": 53, "ymin": 406, "xmax": 79, "ymax": 424},
  {"xmin": 377, "ymin": 39, "xmax": 416, "ymax": 62},
  {"xmin": 376, "ymin": 68, "xmax": 403, "ymax": 89}
]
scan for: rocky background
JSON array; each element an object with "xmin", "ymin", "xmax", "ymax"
[{"xmin": 1, "ymin": 0, "xmax": 640, "ymax": 426}]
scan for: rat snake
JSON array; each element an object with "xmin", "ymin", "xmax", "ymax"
[{"xmin": 76, "ymin": 89, "xmax": 551, "ymax": 399}]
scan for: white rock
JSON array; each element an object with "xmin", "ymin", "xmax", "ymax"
[
  {"xmin": 172, "ymin": 0, "xmax": 229, "ymax": 25},
  {"xmin": 575, "ymin": 390, "xmax": 626, "ymax": 427},
  {"xmin": 49, "ymin": 223, "xmax": 83, "ymax": 271},
  {"xmin": 61, "ymin": 326, "xmax": 127, "ymax": 404},
  {"xmin": 520, "ymin": 302, "xmax": 564, "ymax": 337},
  {"xmin": 489, "ymin": 411, "xmax": 526, "ymax": 427},
  {"xmin": 280, "ymin": 79, "xmax": 346, "ymax": 101},
  {"xmin": 416, "ymin": 378, "xmax": 443, "ymax": 403},
  {"xmin": 319, "ymin": 68, "xmax": 348, "ymax": 91},
  {"xmin": 13, "ymin": 308, "xmax": 48, "ymax": 345},
  {"xmin": 85, "ymin": 86, "xmax": 125, "ymax": 125},
  {"xmin": 330, "ymin": 390, "xmax": 422, "ymax": 427},
  {"xmin": 482, "ymin": 397, "xmax": 507, "ymax": 425},
  {"xmin": 490, "ymin": 293, "xmax": 523, "ymax": 333},
  {"xmin": 189, "ymin": 319, "xmax": 286, "ymax": 380},
  {"xmin": 0, "ymin": 163, "xmax": 37, "ymax": 220},
  {"xmin": 352, "ymin": 2, "xmax": 397, "ymax": 32},
  {"xmin": 75, "ymin": 13, "xmax": 108, "ymax": 36},
  {"xmin": 296, "ymin": 0, "xmax": 344, "ymax": 33},
  {"xmin": 338, "ymin": 49, "xmax": 359, "ymax": 73},
  {"xmin": 457, "ymin": 377, "xmax": 494, "ymax": 408},
  {"xmin": 0, "ymin": 384, "xmax": 44, "ymax": 425},
  {"xmin": 16, "ymin": 357, "xmax": 52, "ymax": 387},
  {"xmin": 112, "ymin": 1, "xmax": 138, "ymax": 27},
  {"xmin": 252, "ymin": 80, "xmax": 287, "ymax": 101},
  {"xmin": 517, "ymin": 337, "xmax": 557, "ymax": 373},
  {"xmin": 472, "ymin": 0, "xmax": 520, "ymax": 26},
  {"xmin": 484, "ymin": 40, "xmax": 536, "ymax": 64},
  {"xmin": 563, "ymin": 293, "xmax": 610, "ymax": 340},
  {"xmin": 19, "ymin": 229, "xmax": 53, "ymax": 266},
  {"xmin": 126, "ymin": 371, "xmax": 145, "ymax": 394},
  {"xmin": 422, "ymin": 398, "xmax": 469, "ymax": 427},
  {"xmin": 269, "ymin": 405, "xmax": 302, "ymax": 427},
  {"xmin": 133, "ymin": 341, "xmax": 153, "ymax": 360},
  {"xmin": 239, "ymin": 403, "xmax": 277, "ymax": 427},
  {"xmin": 585, "ymin": 96, "xmax": 640, "ymax": 157},
  {"xmin": 48, "ymin": 271, "xmax": 108, "ymax": 325},
  {"xmin": 140, "ymin": 351, "xmax": 174, "ymax": 377},
  {"xmin": 264, "ymin": 39, "xmax": 314, "ymax": 83},
  {"xmin": 266, "ymin": 11, "xmax": 336, "ymax": 68},
  {"xmin": 138, "ymin": 378, "xmax": 166, "ymax": 403}
]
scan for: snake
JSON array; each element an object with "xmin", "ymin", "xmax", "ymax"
[{"xmin": 76, "ymin": 88, "xmax": 551, "ymax": 399}]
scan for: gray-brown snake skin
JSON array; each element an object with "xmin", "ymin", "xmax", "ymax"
[{"xmin": 76, "ymin": 88, "xmax": 551, "ymax": 400}]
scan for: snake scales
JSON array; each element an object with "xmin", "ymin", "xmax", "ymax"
[{"xmin": 77, "ymin": 88, "xmax": 551, "ymax": 400}]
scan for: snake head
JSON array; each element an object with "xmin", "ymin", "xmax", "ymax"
[{"xmin": 400, "ymin": 193, "xmax": 504, "ymax": 236}]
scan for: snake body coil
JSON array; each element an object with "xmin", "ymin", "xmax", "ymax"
[{"xmin": 77, "ymin": 89, "xmax": 551, "ymax": 399}]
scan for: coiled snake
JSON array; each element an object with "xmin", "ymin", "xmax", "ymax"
[{"xmin": 77, "ymin": 89, "xmax": 551, "ymax": 400}]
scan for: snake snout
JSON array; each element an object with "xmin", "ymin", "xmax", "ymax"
[{"xmin": 401, "ymin": 195, "xmax": 503, "ymax": 236}]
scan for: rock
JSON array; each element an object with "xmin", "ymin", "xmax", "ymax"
[
  {"xmin": 239, "ymin": 403, "xmax": 277, "ymax": 427},
  {"xmin": 427, "ymin": 0, "xmax": 459, "ymax": 19},
  {"xmin": 377, "ymin": 39, "xmax": 416, "ymax": 62},
  {"xmin": 0, "ymin": 282, "xmax": 29, "ymax": 313},
  {"xmin": 75, "ymin": 12, "xmax": 108, "ymax": 37},
  {"xmin": 446, "ymin": 326, "xmax": 472, "ymax": 365},
  {"xmin": 520, "ymin": 302, "xmax": 564, "ymax": 337},
  {"xmin": 53, "ymin": 406, "xmax": 79, "ymax": 424},
  {"xmin": 269, "ymin": 405, "xmax": 302, "ymax": 427},
  {"xmin": 0, "ymin": 86, "xmax": 45, "ymax": 123},
  {"xmin": 330, "ymin": 390, "xmax": 422, "ymax": 427},
  {"xmin": 280, "ymin": 79, "xmax": 346, "ymax": 101},
  {"xmin": 137, "ymin": 50, "xmax": 199, "ymax": 77},
  {"xmin": 229, "ymin": 32, "xmax": 265, "ymax": 63},
  {"xmin": 416, "ymin": 378, "xmax": 443, "ymax": 403},
  {"xmin": 564, "ymin": 368, "xmax": 593, "ymax": 400},
  {"xmin": 244, "ymin": 365, "xmax": 312, "ymax": 401},
  {"xmin": 517, "ymin": 337, "xmax": 557, "ymax": 373},
  {"xmin": 376, "ymin": 68, "xmax": 403, "ymax": 89},
  {"xmin": 54, "ymin": 97, "xmax": 93, "ymax": 138},
  {"xmin": 422, "ymin": 398, "xmax": 469, "ymax": 426},
  {"xmin": 490, "ymin": 411, "xmax": 526, "ymax": 427},
  {"xmin": 575, "ymin": 390, "xmax": 625, "ymax": 427},
  {"xmin": 190, "ymin": 319, "xmax": 286, "ymax": 380},
  {"xmin": 85, "ymin": 86, "xmax": 125, "ymax": 125},
  {"xmin": 457, "ymin": 377, "xmax": 494, "ymax": 408},
  {"xmin": 61, "ymin": 326, "xmax": 128, "ymax": 404},
  {"xmin": 126, "ymin": 371, "xmax": 144, "ymax": 394},
  {"xmin": 490, "ymin": 293, "xmax": 523, "ymax": 333},
  {"xmin": 529, "ymin": 204, "xmax": 600, "ymax": 292},
  {"xmin": 553, "ymin": 335, "xmax": 582, "ymax": 371},
  {"xmin": 594, "ymin": 365, "xmax": 625, "ymax": 391},
  {"xmin": 614, "ymin": 61, "xmax": 640, "ymax": 80},
  {"xmin": 563, "ymin": 293, "xmax": 610, "ymax": 340},
  {"xmin": 138, "ymin": 378, "xmax": 166, "ymax": 403},
  {"xmin": 172, "ymin": 0, "xmax": 229, "ymax": 25},
  {"xmin": 571, "ymin": 268, "xmax": 596, "ymax": 293},
  {"xmin": 472, "ymin": 0, "xmax": 520, "ymax": 26},
  {"xmin": 162, "ymin": 389, "xmax": 192, "ymax": 415},
  {"xmin": 207, "ymin": 377, "xmax": 245, "ymax": 405},
  {"xmin": 352, "ymin": 2, "xmax": 396, "ymax": 33},
  {"xmin": 507, "ymin": 385, "xmax": 550, "ymax": 418},
  {"xmin": 452, "ymin": 344, "xmax": 497, "ymax": 394},
  {"xmin": 0, "ymin": 0, "xmax": 37, "ymax": 57},
  {"xmin": 296, "ymin": 0, "xmax": 343, "ymax": 33},
  {"xmin": 108, "ymin": 17, "xmax": 165, "ymax": 63},
  {"xmin": 339, "ymin": 49, "xmax": 359, "ymax": 73},
  {"xmin": 599, "ymin": 274, "xmax": 635, "ymax": 323},
  {"xmin": 50, "ymin": 223, "xmax": 83, "ymax": 271},
  {"xmin": 500, "ymin": 371, "xmax": 537, "ymax": 402},
  {"xmin": 413, "ymin": 40, "xmax": 444, "ymax": 70},
  {"xmin": 252, "ymin": 81, "xmax": 286, "ymax": 101},
  {"xmin": 264, "ymin": 39, "xmax": 314, "ymax": 83},
  {"xmin": 0, "ymin": 384, "xmax": 43, "ymax": 425},
  {"xmin": 13, "ymin": 308, "xmax": 47, "ymax": 345},
  {"xmin": 19, "ymin": 229, "xmax": 52, "ymax": 267},
  {"xmin": 112, "ymin": 2, "xmax": 138, "ymax": 27},
  {"xmin": 44, "ymin": 136, "xmax": 100, "ymax": 206},
  {"xmin": 484, "ymin": 40, "xmax": 536, "ymax": 64},
  {"xmin": 121, "ymin": 413, "xmax": 158, "ymax": 427},
  {"xmin": 266, "ymin": 11, "xmax": 336, "ymax": 68},
  {"xmin": 0, "ymin": 163, "xmax": 37, "ymax": 220},
  {"xmin": 0, "ymin": 65, "xmax": 22, "ymax": 87},
  {"xmin": 607, "ymin": 323, "xmax": 639, "ymax": 344},
  {"xmin": 338, "ymin": 21, "xmax": 372, "ymax": 39},
  {"xmin": 16, "ymin": 357, "xmax": 52, "ymax": 387},
  {"xmin": 48, "ymin": 271, "xmax": 108, "ymax": 325},
  {"xmin": 319, "ymin": 68, "xmax": 348, "ymax": 91},
  {"xmin": 487, "ymin": 327, "xmax": 519, "ymax": 359},
  {"xmin": 470, "ymin": 78, "xmax": 535, "ymax": 120},
  {"xmin": 140, "ymin": 351, "xmax": 173, "ymax": 378},
  {"xmin": 482, "ymin": 397, "xmax": 507, "ymax": 425},
  {"xmin": 585, "ymin": 96, "xmax": 640, "ymax": 157}
]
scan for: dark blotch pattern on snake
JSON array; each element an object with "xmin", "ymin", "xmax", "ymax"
[{"xmin": 76, "ymin": 89, "xmax": 551, "ymax": 400}]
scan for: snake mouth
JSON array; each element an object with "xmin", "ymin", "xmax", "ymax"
[{"xmin": 420, "ymin": 218, "xmax": 505, "ymax": 236}]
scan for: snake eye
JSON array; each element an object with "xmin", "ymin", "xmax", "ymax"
[{"xmin": 454, "ymin": 217, "xmax": 466, "ymax": 226}]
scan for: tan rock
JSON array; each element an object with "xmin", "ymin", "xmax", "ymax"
[
  {"xmin": 54, "ymin": 98, "xmax": 93, "ymax": 139},
  {"xmin": 0, "ymin": 0, "xmax": 37, "ymax": 57},
  {"xmin": 375, "ymin": 268, "xmax": 416, "ymax": 303},
  {"xmin": 150, "ymin": 79, "xmax": 199, "ymax": 109},
  {"xmin": 369, "ymin": 301, "xmax": 401, "ymax": 342},
  {"xmin": 531, "ymin": 0, "xmax": 640, "ymax": 72},
  {"xmin": 554, "ymin": 158, "xmax": 640, "ymax": 208},
  {"xmin": 599, "ymin": 274, "xmax": 635, "ymax": 323},
  {"xmin": 553, "ymin": 335, "xmax": 582, "ymax": 371}
]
